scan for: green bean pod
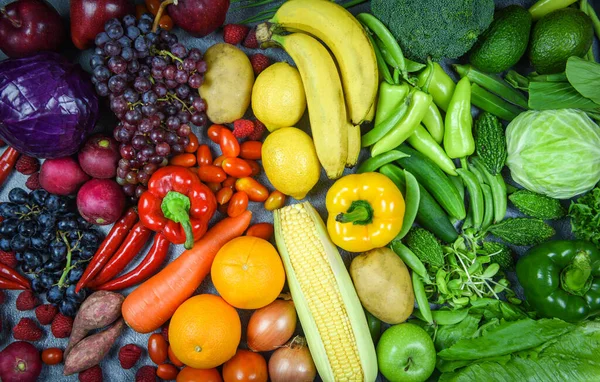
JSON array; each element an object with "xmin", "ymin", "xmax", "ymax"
[
  {"xmin": 456, "ymin": 168, "xmax": 484, "ymax": 229},
  {"xmin": 357, "ymin": 13, "xmax": 407, "ymax": 78},
  {"xmin": 472, "ymin": 157, "xmax": 507, "ymax": 223},
  {"xmin": 421, "ymin": 102, "xmax": 444, "ymax": 144},
  {"xmin": 390, "ymin": 241, "xmax": 428, "ymax": 280},
  {"xmin": 394, "ymin": 170, "xmax": 420, "ymax": 240},
  {"xmin": 357, "ymin": 150, "xmax": 409, "ymax": 173},
  {"xmin": 481, "ymin": 184, "xmax": 494, "ymax": 230},
  {"xmin": 529, "ymin": 0, "xmax": 578, "ymax": 20},
  {"xmin": 412, "ymin": 272, "xmax": 433, "ymax": 324},
  {"xmin": 417, "ymin": 62, "xmax": 456, "ymax": 111},
  {"xmin": 448, "ymin": 174, "xmax": 465, "ymax": 203},
  {"xmin": 407, "ymin": 125, "xmax": 457, "ymax": 176}
]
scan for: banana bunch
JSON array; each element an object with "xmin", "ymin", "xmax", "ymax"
[{"xmin": 256, "ymin": 0, "xmax": 378, "ymax": 179}]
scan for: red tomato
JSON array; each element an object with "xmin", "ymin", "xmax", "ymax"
[
  {"xmin": 145, "ymin": 0, "xmax": 160, "ymax": 15},
  {"xmin": 222, "ymin": 349, "xmax": 267, "ymax": 382},
  {"xmin": 235, "ymin": 178, "xmax": 269, "ymax": 202},
  {"xmin": 196, "ymin": 145, "xmax": 213, "ymax": 166},
  {"xmin": 157, "ymin": 363, "xmax": 180, "ymax": 380},
  {"xmin": 222, "ymin": 158, "xmax": 253, "ymax": 178},
  {"xmin": 206, "ymin": 182, "xmax": 222, "ymax": 194},
  {"xmin": 198, "ymin": 165, "xmax": 227, "ymax": 183},
  {"xmin": 228, "ymin": 192, "xmax": 249, "ymax": 218},
  {"xmin": 222, "ymin": 176, "xmax": 237, "ymax": 189},
  {"xmin": 245, "ymin": 160, "xmax": 261, "ymax": 177},
  {"xmin": 168, "ymin": 346, "xmax": 184, "ymax": 368},
  {"xmin": 177, "ymin": 367, "xmax": 223, "ymax": 382},
  {"xmin": 213, "ymin": 155, "xmax": 226, "ymax": 167},
  {"xmin": 208, "ymin": 124, "xmax": 224, "ymax": 143},
  {"xmin": 219, "ymin": 129, "xmax": 240, "ymax": 158},
  {"xmin": 148, "ymin": 333, "xmax": 168, "ymax": 365},
  {"xmin": 245, "ymin": 223, "xmax": 274, "ymax": 241},
  {"xmin": 41, "ymin": 348, "xmax": 63, "ymax": 365},
  {"xmin": 264, "ymin": 191, "xmax": 286, "ymax": 211},
  {"xmin": 239, "ymin": 141, "xmax": 262, "ymax": 160},
  {"xmin": 159, "ymin": 15, "xmax": 174, "ymax": 31},
  {"xmin": 185, "ymin": 133, "xmax": 199, "ymax": 153},
  {"xmin": 169, "ymin": 153, "xmax": 196, "ymax": 167}
]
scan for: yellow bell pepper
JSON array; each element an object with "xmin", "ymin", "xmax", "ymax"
[{"xmin": 326, "ymin": 172, "xmax": 405, "ymax": 252}]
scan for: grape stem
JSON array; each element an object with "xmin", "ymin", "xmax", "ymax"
[
  {"xmin": 157, "ymin": 92, "xmax": 194, "ymax": 114},
  {"xmin": 154, "ymin": 48, "xmax": 184, "ymax": 65},
  {"xmin": 152, "ymin": 0, "xmax": 177, "ymax": 33},
  {"xmin": 57, "ymin": 232, "xmax": 72, "ymax": 288}
]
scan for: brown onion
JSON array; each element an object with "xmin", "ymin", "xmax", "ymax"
[
  {"xmin": 247, "ymin": 299, "xmax": 296, "ymax": 351},
  {"xmin": 269, "ymin": 336, "xmax": 317, "ymax": 382}
]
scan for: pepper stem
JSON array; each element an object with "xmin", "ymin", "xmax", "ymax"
[
  {"xmin": 561, "ymin": 250, "xmax": 593, "ymax": 296},
  {"xmin": 161, "ymin": 191, "xmax": 194, "ymax": 249},
  {"xmin": 336, "ymin": 200, "xmax": 374, "ymax": 225}
]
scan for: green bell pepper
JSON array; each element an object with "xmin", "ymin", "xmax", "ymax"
[{"xmin": 516, "ymin": 240, "xmax": 600, "ymax": 322}]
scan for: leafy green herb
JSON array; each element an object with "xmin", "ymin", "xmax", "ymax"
[
  {"xmin": 508, "ymin": 189, "xmax": 566, "ymax": 220},
  {"xmin": 487, "ymin": 218, "xmax": 555, "ymax": 246},
  {"xmin": 474, "ymin": 112, "xmax": 507, "ymax": 176},
  {"xmin": 569, "ymin": 186, "xmax": 600, "ymax": 249}
]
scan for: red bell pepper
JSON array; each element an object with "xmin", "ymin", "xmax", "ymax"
[{"xmin": 138, "ymin": 166, "xmax": 216, "ymax": 249}]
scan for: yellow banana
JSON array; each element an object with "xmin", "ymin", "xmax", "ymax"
[
  {"xmin": 269, "ymin": 0, "xmax": 378, "ymax": 124},
  {"xmin": 270, "ymin": 33, "xmax": 348, "ymax": 179},
  {"xmin": 346, "ymin": 124, "xmax": 361, "ymax": 168}
]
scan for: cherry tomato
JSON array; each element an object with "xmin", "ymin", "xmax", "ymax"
[
  {"xmin": 228, "ymin": 192, "xmax": 249, "ymax": 218},
  {"xmin": 245, "ymin": 223, "xmax": 274, "ymax": 241},
  {"xmin": 168, "ymin": 346, "xmax": 184, "ymax": 368},
  {"xmin": 177, "ymin": 366, "xmax": 223, "ymax": 382},
  {"xmin": 185, "ymin": 133, "xmax": 199, "ymax": 153},
  {"xmin": 197, "ymin": 145, "xmax": 213, "ymax": 166},
  {"xmin": 169, "ymin": 153, "xmax": 196, "ymax": 167},
  {"xmin": 239, "ymin": 141, "xmax": 262, "ymax": 160},
  {"xmin": 218, "ymin": 202, "xmax": 229, "ymax": 215},
  {"xmin": 216, "ymin": 187, "xmax": 234, "ymax": 205},
  {"xmin": 157, "ymin": 363, "xmax": 180, "ymax": 380},
  {"xmin": 245, "ymin": 160, "xmax": 261, "ymax": 177},
  {"xmin": 264, "ymin": 190, "xmax": 286, "ymax": 211},
  {"xmin": 41, "ymin": 348, "xmax": 63, "ymax": 365},
  {"xmin": 198, "ymin": 165, "xmax": 227, "ymax": 183},
  {"xmin": 235, "ymin": 178, "xmax": 269, "ymax": 202},
  {"xmin": 207, "ymin": 182, "xmax": 222, "ymax": 194},
  {"xmin": 159, "ymin": 15, "xmax": 174, "ymax": 31},
  {"xmin": 148, "ymin": 333, "xmax": 168, "ymax": 365},
  {"xmin": 222, "ymin": 158, "xmax": 253, "ymax": 178},
  {"xmin": 222, "ymin": 176, "xmax": 237, "ymax": 189},
  {"xmin": 219, "ymin": 129, "xmax": 240, "ymax": 158},
  {"xmin": 145, "ymin": 0, "xmax": 160, "ymax": 15},
  {"xmin": 222, "ymin": 349, "xmax": 267, "ymax": 382},
  {"xmin": 213, "ymin": 155, "xmax": 226, "ymax": 167},
  {"xmin": 136, "ymin": 4, "xmax": 149, "ymax": 18},
  {"xmin": 208, "ymin": 124, "xmax": 224, "ymax": 143}
]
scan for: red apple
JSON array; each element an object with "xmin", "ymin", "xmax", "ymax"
[
  {"xmin": 168, "ymin": 0, "xmax": 230, "ymax": 37},
  {"xmin": 0, "ymin": 0, "xmax": 65, "ymax": 58},
  {"xmin": 70, "ymin": 0, "xmax": 134, "ymax": 50}
]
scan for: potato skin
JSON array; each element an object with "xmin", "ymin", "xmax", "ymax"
[
  {"xmin": 199, "ymin": 43, "xmax": 254, "ymax": 124},
  {"xmin": 350, "ymin": 247, "xmax": 414, "ymax": 324}
]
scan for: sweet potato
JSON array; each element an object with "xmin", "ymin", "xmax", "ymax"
[
  {"xmin": 63, "ymin": 318, "xmax": 125, "ymax": 375},
  {"xmin": 65, "ymin": 291, "xmax": 124, "ymax": 357}
]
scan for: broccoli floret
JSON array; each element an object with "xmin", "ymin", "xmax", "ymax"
[{"xmin": 371, "ymin": 0, "xmax": 495, "ymax": 62}]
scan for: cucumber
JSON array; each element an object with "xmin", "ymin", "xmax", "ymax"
[
  {"xmin": 396, "ymin": 145, "xmax": 466, "ymax": 220},
  {"xmin": 380, "ymin": 164, "xmax": 459, "ymax": 243}
]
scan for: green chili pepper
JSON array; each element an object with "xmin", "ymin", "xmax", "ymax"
[
  {"xmin": 371, "ymin": 90, "xmax": 432, "ymax": 156},
  {"xmin": 412, "ymin": 272, "xmax": 433, "ymax": 324},
  {"xmin": 456, "ymin": 168, "xmax": 484, "ymax": 229},
  {"xmin": 363, "ymin": 86, "xmax": 411, "ymax": 148},
  {"xmin": 529, "ymin": 0, "xmax": 578, "ymax": 20},
  {"xmin": 390, "ymin": 241, "xmax": 429, "ymax": 280},
  {"xmin": 395, "ymin": 170, "xmax": 420, "ymax": 240},
  {"xmin": 417, "ymin": 62, "xmax": 455, "ymax": 111},
  {"xmin": 444, "ymin": 77, "xmax": 475, "ymax": 159},
  {"xmin": 367, "ymin": 33, "xmax": 394, "ymax": 85},
  {"xmin": 357, "ymin": 150, "xmax": 409, "ymax": 173},
  {"xmin": 471, "ymin": 157, "xmax": 507, "ymax": 223},
  {"xmin": 470, "ymin": 83, "xmax": 522, "ymax": 121},
  {"xmin": 449, "ymin": 175, "xmax": 465, "ymax": 203},
  {"xmin": 421, "ymin": 102, "xmax": 444, "ymax": 144},
  {"xmin": 374, "ymin": 82, "xmax": 409, "ymax": 124},
  {"xmin": 407, "ymin": 125, "xmax": 457, "ymax": 176},
  {"xmin": 481, "ymin": 184, "xmax": 494, "ymax": 230}
]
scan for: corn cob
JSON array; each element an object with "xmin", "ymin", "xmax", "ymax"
[{"xmin": 273, "ymin": 202, "xmax": 377, "ymax": 382}]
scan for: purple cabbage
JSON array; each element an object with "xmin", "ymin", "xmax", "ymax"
[{"xmin": 0, "ymin": 52, "xmax": 98, "ymax": 158}]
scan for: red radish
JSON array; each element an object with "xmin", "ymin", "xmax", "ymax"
[
  {"xmin": 0, "ymin": 341, "xmax": 42, "ymax": 382},
  {"xmin": 78, "ymin": 134, "xmax": 120, "ymax": 179},
  {"xmin": 39, "ymin": 157, "xmax": 90, "ymax": 195},
  {"xmin": 77, "ymin": 179, "xmax": 126, "ymax": 225}
]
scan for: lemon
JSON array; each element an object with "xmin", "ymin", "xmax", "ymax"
[
  {"xmin": 251, "ymin": 62, "xmax": 306, "ymax": 132},
  {"xmin": 262, "ymin": 127, "xmax": 320, "ymax": 200}
]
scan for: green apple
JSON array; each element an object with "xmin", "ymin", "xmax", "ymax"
[{"xmin": 376, "ymin": 323, "xmax": 436, "ymax": 382}]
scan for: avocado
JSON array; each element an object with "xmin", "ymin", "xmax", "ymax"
[
  {"xmin": 529, "ymin": 8, "xmax": 594, "ymax": 74},
  {"xmin": 469, "ymin": 5, "xmax": 532, "ymax": 74}
]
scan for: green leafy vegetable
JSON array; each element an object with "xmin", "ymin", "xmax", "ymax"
[
  {"xmin": 509, "ymin": 190, "xmax": 566, "ymax": 220},
  {"xmin": 528, "ymin": 81, "xmax": 600, "ymax": 111},
  {"xmin": 566, "ymin": 56, "xmax": 600, "ymax": 104},
  {"xmin": 569, "ymin": 186, "xmax": 600, "ymax": 249},
  {"xmin": 487, "ymin": 218, "xmax": 555, "ymax": 246},
  {"xmin": 473, "ymin": 113, "xmax": 507, "ymax": 176}
]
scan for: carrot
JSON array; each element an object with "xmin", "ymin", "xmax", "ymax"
[{"xmin": 121, "ymin": 211, "xmax": 252, "ymax": 333}]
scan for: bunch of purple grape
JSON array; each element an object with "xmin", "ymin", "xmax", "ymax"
[{"xmin": 90, "ymin": 14, "xmax": 208, "ymax": 199}]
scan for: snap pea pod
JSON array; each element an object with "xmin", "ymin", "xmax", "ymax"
[
  {"xmin": 377, "ymin": 41, "xmax": 426, "ymax": 73},
  {"xmin": 448, "ymin": 175, "xmax": 465, "ymax": 203},
  {"xmin": 365, "ymin": 309, "xmax": 382, "ymax": 344},
  {"xmin": 468, "ymin": 163, "xmax": 486, "ymax": 184},
  {"xmin": 472, "ymin": 157, "xmax": 507, "ymax": 223},
  {"xmin": 407, "ymin": 125, "xmax": 457, "ymax": 176},
  {"xmin": 395, "ymin": 169, "xmax": 420, "ymax": 240},
  {"xmin": 456, "ymin": 168, "xmax": 484, "ymax": 229},
  {"xmin": 390, "ymin": 240, "xmax": 428, "ymax": 280},
  {"xmin": 432, "ymin": 308, "xmax": 471, "ymax": 325},
  {"xmin": 357, "ymin": 13, "xmax": 407, "ymax": 78},
  {"xmin": 357, "ymin": 150, "xmax": 409, "ymax": 173},
  {"xmin": 412, "ymin": 272, "xmax": 433, "ymax": 324},
  {"xmin": 421, "ymin": 102, "xmax": 444, "ymax": 144},
  {"xmin": 363, "ymin": 88, "xmax": 411, "ymax": 147},
  {"xmin": 367, "ymin": 33, "xmax": 393, "ymax": 85},
  {"xmin": 481, "ymin": 184, "xmax": 494, "ymax": 230}
]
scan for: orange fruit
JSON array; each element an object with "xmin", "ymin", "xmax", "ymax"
[
  {"xmin": 177, "ymin": 366, "xmax": 223, "ymax": 382},
  {"xmin": 169, "ymin": 294, "xmax": 241, "ymax": 369},
  {"xmin": 211, "ymin": 236, "xmax": 285, "ymax": 309}
]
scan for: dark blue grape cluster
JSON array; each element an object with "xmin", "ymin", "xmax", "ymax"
[{"xmin": 0, "ymin": 188, "xmax": 104, "ymax": 316}]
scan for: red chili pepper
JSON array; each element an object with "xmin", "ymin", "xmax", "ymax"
[
  {"xmin": 76, "ymin": 208, "xmax": 138, "ymax": 293},
  {"xmin": 88, "ymin": 222, "xmax": 152, "ymax": 288},
  {"xmin": 0, "ymin": 263, "xmax": 30, "ymax": 289},
  {"xmin": 96, "ymin": 234, "xmax": 170, "ymax": 291},
  {"xmin": 0, "ymin": 147, "xmax": 19, "ymax": 188},
  {"xmin": 0, "ymin": 277, "xmax": 28, "ymax": 290}
]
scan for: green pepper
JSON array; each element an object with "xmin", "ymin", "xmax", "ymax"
[
  {"xmin": 516, "ymin": 240, "xmax": 600, "ymax": 322},
  {"xmin": 407, "ymin": 125, "xmax": 457, "ymax": 176},
  {"xmin": 421, "ymin": 102, "xmax": 444, "ymax": 144},
  {"xmin": 374, "ymin": 82, "xmax": 409, "ymax": 125},
  {"xmin": 444, "ymin": 77, "xmax": 475, "ymax": 159},
  {"xmin": 417, "ymin": 62, "xmax": 455, "ymax": 111}
]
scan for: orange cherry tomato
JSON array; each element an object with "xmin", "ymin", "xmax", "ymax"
[
  {"xmin": 222, "ymin": 176, "xmax": 237, "ymax": 189},
  {"xmin": 41, "ymin": 348, "xmax": 63, "ymax": 365},
  {"xmin": 264, "ymin": 190, "xmax": 286, "ymax": 211},
  {"xmin": 219, "ymin": 129, "xmax": 240, "ymax": 158},
  {"xmin": 185, "ymin": 133, "xmax": 199, "ymax": 153},
  {"xmin": 245, "ymin": 223, "xmax": 274, "ymax": 241},
  {"xmin": 213, "ymin": 155, "xmax": 226, "ymax": 167},
  {"xmin": 208, "ymin": 124, "xmax": 224, "ymax": 143},
  {"xmin": 148, "ymin": 333, "xmax": 168, "ymax": 365},
  {"xmin": 222, "ymin": 158, "xmax": 252, "ymax": 178},
  {"xmin": 207, "ymin": 182, "xmax": 222, "ymax": 194},
  {"xmin": 168, "ymin": 346, "xmax": 184, "ymax": 368},
  {"xmin": 157, "ymin": 363, "xmax": 180, "ymax": 380},
  {"xmin": 235, "ymin": 178, "xmax": 269, "ymax": 202},
  {"xmin": 169, "ymin": 153, "xmax": 196, "ymax": 167},
  {"xmin": 222, "ymin": 349, "xmax": 267, "ymax": 382},
  {"xmin": 245, "ymin": 160, "xmax": 261, "ymax": 177},
  {"xmin": 177, "ymin": 367, "xmax": 223, "ymax": 382},
  {"xmin": 198, "ymin": 165, "xmax": 227, "ymax": 183},
  {"xmin": 197, "ymin": 145, "xmax": 213, "ymax": 166},
  {"xmin": 239, "ymin": 141, "xmax": 262, "ymax": 160},
  {"xmin": 228, "ymin": 192, "xmax": 249, "ymax": 218},
  {"xmin": 145, "ymin": 0, "xmax": 160, "ymax": 15},
  {"xmin": 159, "ymin": 15, "xmax": 174, "ymax": 31},
  {"xmin": 135, "ymin": 4, "xmax": 149, "ymax": 18},
  {"xmin": 216, "ymin": 187, "xmax": 234, "ymax": 205}
]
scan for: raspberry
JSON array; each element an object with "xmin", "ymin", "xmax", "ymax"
[
  {"xmin": 249, "ymin": 120, "xmax": 267, "ymax": 141},
  {"xmin": 161, "ymin": 322, "xmax": 169, "ymax": 342},
  {"xmin": 16, "ymin": 290, "xmax": 40, "ymax": 311},
  {"xmin": 12, "ymin": 318, "xmax": 43, "ymax": 341},
  {"xmin": 51, "ymin": 313, "xmax": 73, "ymax": 338},
  {"xmin": 78, "ymin": 365, "xmax": 103, "ymax": 382},
  {"xmin": 232, "ymin": 119, "xmax": 254, "ymax": 139},
  {"xmin": 119, "ymin": 344, "xmax": 142, "ymax": 369},
  {"xmin": 250, "ymin": 54, "xmax": 271, "ymax": 75},
  {"xmin": 35, "ymin": 304, "xmax": 58, "ymax": 325},
  {"xmin": 223, "ymin": 24, "xmax": 249, "ymax": 45},
  {"xmin": 243, "ymin": 27, "xmax": 259, "ymax": 49},
  {"xmin": 135, "ymin": 365, "xmax": 157, "ymax": 382},
  {"xmin": 15, "ymin": 155, "xmax": 40, "ymax": 175},
  {"xmin": 0, "ymin": 250, "xmax": 17, "ymax": 268},
  {"xmin": 25, "ymin": 173, "xmax": 40, "ymax": 190}
]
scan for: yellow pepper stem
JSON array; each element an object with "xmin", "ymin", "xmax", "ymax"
[{"xmin": 335, "ymin": 200, "xmax": 374, "ymax": 225}]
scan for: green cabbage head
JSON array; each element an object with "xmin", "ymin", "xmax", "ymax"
[{"xmin": 506, "ymin": 109, "xmax": 600, "ymax": 199}]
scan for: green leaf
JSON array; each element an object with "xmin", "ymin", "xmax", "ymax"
[
  {"xmin": 528, "ymin": 81, "xmax": 600, "ymax": 111},
  {"xmin": 566, "ymin": 56, "xmax": 600, "ymax": 105}
]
